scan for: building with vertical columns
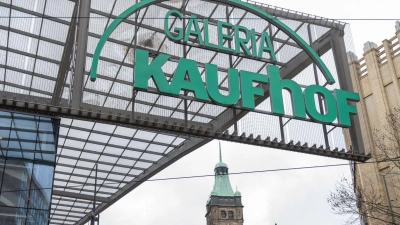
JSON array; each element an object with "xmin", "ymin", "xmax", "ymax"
[
  {"xmin": 206, "ymin": 145, "xmax": 243, "ymax": 225},
  {"xmin": 346, "ymin": 21, "xmax": 400, "ymax": 225}
]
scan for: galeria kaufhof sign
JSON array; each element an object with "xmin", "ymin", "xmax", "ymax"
[{"xmin": 90, "ymin": 0, "xmax": 360, "ymax": 127}]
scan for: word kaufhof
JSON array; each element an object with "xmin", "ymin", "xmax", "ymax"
[{"xmin": 134, "ymin": 9, "xmax": 360, "ymax": 127}]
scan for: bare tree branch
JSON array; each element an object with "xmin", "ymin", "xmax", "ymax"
[{"xmin": 328, "ymin": 108, "xmax": 400, "ymax": 225}]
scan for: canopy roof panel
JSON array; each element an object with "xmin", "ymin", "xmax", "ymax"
[{"xmin": 0, "ymin": 0, "xmax": 368, "ymax": 224}]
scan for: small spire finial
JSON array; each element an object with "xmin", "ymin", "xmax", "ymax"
[{"xmin": 219, "ymin": 141, "xmax": 222, "ymax": 162}]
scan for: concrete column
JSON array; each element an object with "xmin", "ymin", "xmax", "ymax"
[
  {"xmin": 363, "ymin": 42, "xmax": 391, "ymax": 126},
  {"xmin": 362, "ymin": 43, "xmax": 396, "ymax": 217},
  {"xmin": 348, "ymin": 52, "xmax": 385, "ymax": 216},
  {"xmin": 382, "ymin": 40, "xmax": 400, "ymax": 106},
  {"xmin": 396, "ymin": 21, "xmax": 400, "ymax": 48}
]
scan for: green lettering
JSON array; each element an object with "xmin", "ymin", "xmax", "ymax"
[
  {"xmin": 258, "ymin": 31, "xmax": 276, "ymax": 60},
  {"xmin": 204, "ymin": 19, "xmax": 218, "ymax": 49},
  {"xmin": 269, "ymin": 65, "xmax": 306, "ymax": 118},
  {"xmin": 184, "ymin": 15, "xmax": 204, "ymax": 45},
  {"xmin": 170, "ymin": 58, "xmax": 210, "ymax": 101},
  {"xmin": 164, "ymin": 9, "xmax": 183, "ymax": 41},
  {"xmin": 335, "ymin": 89, "xmax": 360, "ymax": 127},
  {"xmin": 234, "ymin": 25, "xmax": 251, "ymax": 56},
  {"xmin": 240, "ymin": 70, "xmax": 268, "ymax": 109},
  {"xmin": 206, "ymin": 64, "xmax": 240, "ymax": 105},
  {"xmin": 304, "ymin": 85, "xmax": 337, "ymax": 123},
  {"xmin": 218, "ymin": 21, "xmax": 234, "ymax": 52},
  {"xmin": 134, "ymin": 49, "xmax": 170, "ymax": 92},
  {"xmin": 251, "ymin": 29, "xmax": 257, "ymax": 57}
]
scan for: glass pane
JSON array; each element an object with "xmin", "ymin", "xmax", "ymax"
[
  {"xmin": 0, "ymin": 160, "xmax": 32, "ymax": 209},
  {"xmin": 0, "ymin": 206, "xmax": 27, "ymax": 225},
  {"xmin": 0, "ymin": 111, "xmax": 12, "ymax": 157},
  {"xmin": 29, "ymin": 164, "xmax": 54, "ymax": 210},
  {"xmin": 26, "ymin": 208, "xmax": 49, "ymax": 225},
  {"xmin": 13, "ymin": 114, "xmax": 38, "ymax": 131},
  {"xmin": 38, "ymin": 118, "xmax": 56, "ymax": 153},
  {"xmin": 0, "ymin": 159, "xmax": 3, "ymax": 192}
]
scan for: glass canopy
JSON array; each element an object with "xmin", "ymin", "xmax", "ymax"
[{"xmin": 0, "ymin": 0, "xmax": 369, "ymax": 224}]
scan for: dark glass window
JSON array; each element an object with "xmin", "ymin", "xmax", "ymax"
[
  {"xmin": 221, "ymin": 210, "xmax": 226, "ymax": 218},
  {"xmin": 228, "ymin": 211, "xmax": 234, "ymax": 219},
  {"xmin": 0, "ymin": 111, "xmax": 59, "ymax": 225}
]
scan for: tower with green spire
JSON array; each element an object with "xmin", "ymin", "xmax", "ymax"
[{"xmin": 205, "ymin": 142, "xmax": 244, "ymax": 225}]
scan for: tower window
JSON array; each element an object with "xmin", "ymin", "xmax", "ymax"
[
  {"xmin": 221, "ymin": 210, "xmax": 226, "ymax": 218},
  {"xmin": 228, "ymin": 211, "xmax": 234, "ymax": 219}
]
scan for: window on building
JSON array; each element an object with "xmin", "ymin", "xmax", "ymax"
[
  {"xmin": 221, "ymin": 210, "xmax": 226, "ymax": 218},
  {"xmin": 0, "ymin": 111, "xmax": 59, "ymax": 225},
  {"xmin": 228, "ymin": 211, "xmax": 234, "ymax": 219}
]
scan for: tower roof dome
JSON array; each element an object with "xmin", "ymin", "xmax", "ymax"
[
  {"xmin": 207, "ymin": 142, "xmax": 243, "ymax": 208},
  {"xmin": 210, "ymin": 142, "xmax": 235, "ymax": 196},
  {"xmin": 215, "ymin": 161, "xmax": 228, "ymax": 169},
  {"xmin": 234, "ymin": 187, "xmax": 242, "ymax": 196}
]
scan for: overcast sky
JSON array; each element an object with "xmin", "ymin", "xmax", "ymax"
[{"xmin": 98, "ymin": 0, "xmax": 399, "ymax": 225}]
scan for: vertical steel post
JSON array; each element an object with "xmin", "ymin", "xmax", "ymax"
[
  {"xmin": 329, "ymin": 29, "xmax": 365, "ymax": 154},
  {"xmin": 91, "ymin": 163, "xmax": 98, "ymax": 225},
  {"xmin": 132, "ymin": 0, "xmax": 139, "ymax": 118},
  {"xmin": 72, "ymin": 0, "xmax": 91, "ymax": 109},
  {"xmin": 48, "ymin": 118, "xmax": 60, "ymax": 225},
  {"xmin": 182, "ymin": 0, "xmax": 188, "ymax": 123},
  {"xmin": 308, "ymin": 25, "xmax": 329, "ymax": 148},
  {"xmin": 225, "ymin": 6, "xmax": 239, "ymax": 135},
  {"xmin": 279, "ymin": 116, "xmax": 285, "ymax": 142},
  {"xmin": 51, "ymin": 3, "xmax": 78, "ymax": 106}
]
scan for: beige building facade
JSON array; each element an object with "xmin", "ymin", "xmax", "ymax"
[{"xmin": 346, "ymin": 21, "xmax": 400, "ymax": 224}]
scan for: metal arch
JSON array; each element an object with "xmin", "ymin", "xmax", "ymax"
[
  {"xmin": 226, "ymin": 0, "xmax": 335, "ymax": 84},
  {"xmin": 89, "ymin": 0, "xmax": 335, "ymax": 84}
]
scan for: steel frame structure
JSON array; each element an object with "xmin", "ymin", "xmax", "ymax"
[{"xmin": 0, "ymin": 0, "xmax": 369, "ymax": 224}]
